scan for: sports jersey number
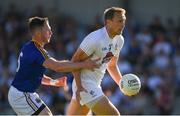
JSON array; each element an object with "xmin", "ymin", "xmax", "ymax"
[{"xmin": 16, "ymin": 52, "xmax": 23, "ymax": 72}]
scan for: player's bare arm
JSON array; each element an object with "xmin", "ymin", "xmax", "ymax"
[
  {"xmin": 42, "ymin": 57, "xmax": 99, "ymax": 72},
  {"xmin": 41, "ymin": 75, "xmax": 67, "ymax": 87},
  {"xmin": 71, "ymin": 48, "xmax": 94, "ymax": 101},
  {"xmin": 107, "ymin": 56, "xmax": 122, "ymax": 85}
]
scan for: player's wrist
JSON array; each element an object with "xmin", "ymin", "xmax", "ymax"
[{"xmin": 50, "ymin": 79, "xmax": 57, "ymax": 85}]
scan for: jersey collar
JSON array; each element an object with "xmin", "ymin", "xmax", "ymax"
[
  {"xmin": 103, "ymin": 27, "xmax": 113, "ymax": 41},
  {"xmin": 31, "ymin": 39, "xmax": 43, "ymax": 48},
  {"xmin": 103, "ymin": 27, "xmax": 121, "ymax": 41}
]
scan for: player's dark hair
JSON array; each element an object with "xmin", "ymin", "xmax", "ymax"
[
  {"xmin": 28, "ymin": 17, "xmax": 48, "ymax": 33},
  {"xmin": 104, "ymin": 7, "xmax": 126, "ymax": 21}
]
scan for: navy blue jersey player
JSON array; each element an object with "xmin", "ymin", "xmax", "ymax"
[
  {"xmin": 8, "ymin": 17, "xmax": 100, "ymax": 115},
  {"xmin": 12, "ymin": 41, "xmax": 50, "ymax": 92}
]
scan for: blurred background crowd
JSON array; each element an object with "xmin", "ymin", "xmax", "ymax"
[{"xmin": 0, "ymin": 0, "xmax": 180, "ymax": 115}]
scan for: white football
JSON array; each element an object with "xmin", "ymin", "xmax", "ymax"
[{"xmin": 119, "ymin": 73, "xmax": 141, "ymax": 96}]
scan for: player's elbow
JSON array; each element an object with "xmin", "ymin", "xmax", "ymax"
[
  {"xmin": 56, "ymin": 66, "xmax": 70, "ymax": 72},
  {"xmin": 56, "ymin": 62, "xmax": 77, "ymax": 72},
  {"xmin": 43, "ymin": 59, "xmax": 68, "ymax": 72},
  {"xmin": 51, "ymin": 63, "xmax": 67, "ymax": 72},
  {"xmin": 48, "ymin": 64, "xmax": 62, "ymax": 72}
]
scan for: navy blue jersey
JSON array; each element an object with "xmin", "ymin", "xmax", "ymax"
[{"xmin": 12, "ymin": 41, "xmax": 49, "ymax": 92}]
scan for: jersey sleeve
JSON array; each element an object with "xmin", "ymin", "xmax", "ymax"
[{"xmin": 79, "ymin": 34, "xmax": 97, "ymax": 56}]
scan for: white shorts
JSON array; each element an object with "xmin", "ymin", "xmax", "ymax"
[
  {"xmin": 8, "ymin": 86, "xmax": 46, "ymax": 115},
  {"xmin": 72, "ymin": 80, "xmax": 104, "ymax": 106}
]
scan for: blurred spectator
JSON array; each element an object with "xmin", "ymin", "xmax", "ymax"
[{"xmin": 149, "ymin": 16, "xmax": 166, "ymax": 36}]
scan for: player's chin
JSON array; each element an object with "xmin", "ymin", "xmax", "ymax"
[
  {"xmin": 118, "ymin": 28, "xmax": 124, "ymax": 34},
  {"xmin": 116, "ymin": 31, "xmax": 122, "ymax": 35}
]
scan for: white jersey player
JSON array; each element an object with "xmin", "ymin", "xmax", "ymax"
[{"xmin": 67, "ymin": 7, "xmax": 126, "ymax": 115}]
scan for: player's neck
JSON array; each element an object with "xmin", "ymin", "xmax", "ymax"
[
  {"xmin": 32, "ymin": 37, "xmax": 44, "ymax": 47},
  {"xmin": 105, "ymin": 26, "xmax": 119, "ymax": 39}
]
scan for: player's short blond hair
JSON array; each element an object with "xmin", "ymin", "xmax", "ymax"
[{"xmin": 104, "ymin": 7, "xmax": 126, "ymax": 21}]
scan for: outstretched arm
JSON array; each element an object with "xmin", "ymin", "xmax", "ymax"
[
  {"xmin": 72, "ymin": 48, "xmax": 93, "ymax": 101},
  {"xmin": 41, "ymin": 75, "xmax": 67, "ymax": 87},
  {"xmin": 43, "ymin": 57, "xmax": 99, "ymax": 73},
  {"xmin": 107, "ymin": 56, "xmax": 122, "ymax": 85}
]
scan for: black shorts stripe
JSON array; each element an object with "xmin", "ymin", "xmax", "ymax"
[
  {"xmin": 32, "ymin": 104, "xmax": 46, "ymax": 115},
  {"xmin": 23, "ymin": 93, "xmax": 36, "ymax": 111},
  {"xmin": 27, "ymin": 93, "xmax": 39, "ymax": 110},
  {"xmin": 24, "ymin": 92, "xmax": 38, "ymax": 111}
]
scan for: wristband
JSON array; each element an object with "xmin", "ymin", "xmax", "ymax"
[{"xmin": 50, "ymin": 80, "xmax": 57, "ymax": 85}]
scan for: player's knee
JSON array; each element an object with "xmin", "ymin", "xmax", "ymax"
[{"xmin": 91, "ymin": 96, "xmax": 120, "ymax": 115}]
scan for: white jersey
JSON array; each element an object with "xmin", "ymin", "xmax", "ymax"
[
  {"xmin": 72, "ymin": 27, "xmax": 124, "ymax": 105},
  {"xmin": 79, "ymin": 27, "xmax": 124, "ymax": 86}
]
